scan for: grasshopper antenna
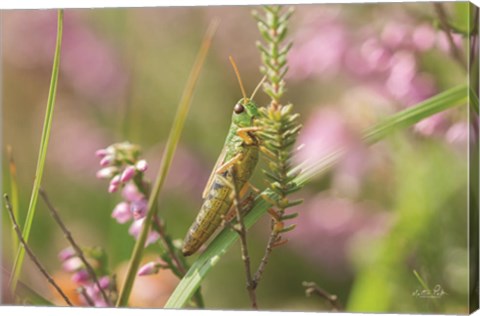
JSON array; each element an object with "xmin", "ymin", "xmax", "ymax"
[
  {"xmin": 250, "ymin": 75, "xmax": 267, "ymax": 100},
  {"xmin": 229, "ymin": 56, "xmax": 248, "ymax": 104}
]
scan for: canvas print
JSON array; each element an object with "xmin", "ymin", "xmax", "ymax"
[{"xmin": 1, "ymin": 2, "xmax": 478, "ymax": 314}]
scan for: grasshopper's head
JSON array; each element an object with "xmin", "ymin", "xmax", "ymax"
[{"xmin": 232, "ymin": 98, "xmax": 258, "ymax": 127}]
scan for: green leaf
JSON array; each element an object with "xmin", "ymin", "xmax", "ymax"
[
  {"xmin": 115, "ymin": 20, "xmax": 218, "ymax": 307},
  {"xmin": 10, "ymin": 10, "xmax": 64, "ymax": 293}
]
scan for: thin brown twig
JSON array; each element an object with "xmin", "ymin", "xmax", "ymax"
[
  {"xmin": 253, "ymin": 226, "xmax": 279, "ymax": 284},
  {"xmin": 302, "ymin": 281, "xmax": 343, "ymax": 311},
  {"xmin": 434, "ymin": 3, "xmax": 468, "ymax": 70},
  {"xmin": 3, "ymin": 194, "xmax": 73, "ymax": 306},
  {"xmin": 79, "ymin": 287, "xmax": 95, "ymax": 307},
  {"xmin": 152, "ymin": 216, "xmax": 187, "ymax": 275},
  {"xmin": 39, "ymin": 189, "xmax": 110, "ymax": 306},
  {"xmin": 230, "ymin": 167, "xmax": 258, "ymax": 309}
]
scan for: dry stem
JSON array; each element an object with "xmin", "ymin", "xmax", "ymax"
[
  {"xmin": 3, "ymin": 194, "xmax": 73, "ymax": 306},
  {"xmin": 39, "ymin": 189, "xmax": 110, "ymax": 306}
]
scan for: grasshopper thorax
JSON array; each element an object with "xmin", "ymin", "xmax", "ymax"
[{"xmin": 232, "ymin": 98, "xmax": 258, "ymax": 127}]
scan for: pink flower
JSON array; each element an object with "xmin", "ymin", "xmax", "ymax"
[
  {"xmin": 129, "ymin": 219, "xmax": 160, "ymax": 247},
  {"xmin": 95, "ymin": 149, "xmax": 109, "ymax": 159},
  {"xmin": 414, "ymin": 112, "xmax": 447, "ymax": 136},
  {"xmin": 412, "ymin": 24, "xmax": 436, "ymax": 51},
  {"xmin": 138, "ymin": 261, "xmax": 160, "ymax": 276},
  {"xmin": 122, "ymin": 183, "xmax": 145, "ymax": 202},
  {"xmin": 62, "ymin": 257, "xmax": 83, "ymax": 272},
  {"xmin": 135, "ymin": 160, "xmax": 148, "ymax": 172},
  {"xmin": 381, "ymin": 22, "xmax": 411, "ymax": 49},
  {"xmin": 58, "ymin": 247, "xmax": 76, "ymax": 261},
  {"xmin": 112, "ymin": 202, "xmax": 132, "ymax": 224},
  {"xmin": 288, "ymin": 20, "xmax": 346, "ymax": 80},
  {"xmin": 71, "ymin": 269, "xmax": 90, "ymax": 285},
  {"xmin": 446, "ymin": 122, "xmax": 470, "ymax": 145},
  {"xmin": 98, "ymin": 276, "xmax": 111, "ymax": 289},
  {"xmin": 96, "ymin": 167, "xmax": 118, "ymax": 179},
  {"xmin": 120, "ymin": 165, "xmax": 136, "ymax": 183},
  {"xmin": 99, "ymin": 155, "xmax": 113, "ymax": 167},
  {"xmin": 131, "ymin": 199, "xmax": 148, "ymax": 220}
]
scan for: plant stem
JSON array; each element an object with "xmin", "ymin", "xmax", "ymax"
[
  {"xmin": 115, "ymin": 20, "xmax": 218, "ymax": 307},
  {"xmin": 302, "ymin": 281, "xmax": 343, "ymax": 311},
  {"xmin": 4, "ymin": 194, "xmax": 72, "ymax": 306},
  {"xmin": 6, "ymin": 145, "xmax": 20, "ymax": 260},
  {"xmin": 39, "ymin": 189, "xmax": 110, "ymax": 306},
  {"xmin": 10, "ymin": 9, "xmax": 64, "ymax": 293},
  {"xmin": 434, "ymin": 3, "xmax": 468, "ymax": 70},
  {"xmin": 230, "ymin": 168, "xmax": 257, "ymax": 309}
]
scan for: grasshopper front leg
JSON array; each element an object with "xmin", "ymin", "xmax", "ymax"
[{"xmin": 237, "ymin": 127, "xmax": 261, "ymax": 145}]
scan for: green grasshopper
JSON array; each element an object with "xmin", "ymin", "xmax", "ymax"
[{"xmin": 182, "ymin": 58, "xmax": 263, "ymax": 256}]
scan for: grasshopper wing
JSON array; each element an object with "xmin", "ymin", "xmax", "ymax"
[{"xmin": 202, "ymin": 147, "xmax": 227, "ymax": 199}]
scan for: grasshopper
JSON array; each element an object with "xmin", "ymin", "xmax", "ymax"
[{"xmin": 182, "ymin": 58, "xmax": 263, "ymax": 256}]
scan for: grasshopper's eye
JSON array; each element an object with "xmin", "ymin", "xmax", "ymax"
[{"xmin": 234, "ymin": 103, "xmax": 244, "ymax": 114}]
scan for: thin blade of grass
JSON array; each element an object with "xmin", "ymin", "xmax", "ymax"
[
  {"xmin": 2, "ymin": 266, "xmax": 54, "ymax": 306},
  {"xmin": 6, "ymin": 145, "xmax": 20, "ymax": 259},
  {"xmin": 9, "ymin": 9, "xmax": 64, "ymax": 293},
  {"xmin": 164, "ymin": 84, "xmax": 468, "ymax": 308},
  {"xmin": 115, "ymin": 19, "xmax": 219, "ymax": 307}
]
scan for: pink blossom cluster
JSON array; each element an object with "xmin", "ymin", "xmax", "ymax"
[
  {"xmin": 58, "ymin": 247, "xmax": 112, "ymax": 307},
  {"xmin": 288, "ymin": 16, "xmax": 451, "ymax": 107},
  {"xmin": 96, "ymin": 142, "xmax": 159, "ymax": 246}
]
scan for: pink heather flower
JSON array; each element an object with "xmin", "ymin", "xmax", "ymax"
[
  {"xmin": 110, "ymin": 175, "xmax": 121, "ymax": 186},
  {"xmin": 131, "ymin": 199, "xmax": 148, "ymax": 220},
  {"xmin": 120, "ymin": 165, "xmax": 136, "ymax": 183},
  {"xmin": 96, "ymin": 166, "xmax": 118, "ymax": 179},
  {"xmin": 414, "ymin": 112, "xmax": 447, "ymax": 136},
  {"xmin": 108, "ymin": 183, "xmax": 119, "ymax": 193},
  {"xmin": 98, "ymin": 276, "xmax": 111, "ymax": 289},
  {"xmin": 386, "ymin": 51, "xmax": 417, "ymax": 99},
  {"xmin": 135, "ymin": 160, "xmax": 148, "ymax": 172},
  {"xmin": 288, "ymin": 20, "xmax": 346, "ymax": 80},
  {"xmin": 112, "ymin": 202, "xmax": 132, "ymax": 224},
  {"xmin": 95, "ymin": 149, "xmax": 109, "ymax": 159},
  {"xmin": 360, "ymin": 38, "xmax": 391, "ymax": 73},
  {"xmin": 62, "ymin": 257, "xmax": 83, "ymax": 272},
  {"xmin": 446, "ymin": 122, "xmax": 470, "ymax": 145},
  {"xmin": 72, "ymin": 269, "xmax": 90, "ymax": 285},
  {"xmin": 412, "ymin": 24, "xmax": 436, "ymax": 52},
  {"xmin": 129, "ymin": 219, "xmax": 160, "ymax": 247},
  {"xmin": 138, "ymin": 261, "xmax": 160, "ymax": 276},
  {"xmin": 99, "ymin": 155, "xmax": 113, "ymax": 167},
  {"xmin": 381, "ymin": 22, "xmax": 410, "ymax": 49},
  {"xmin": 436, "ymin": 31, "xmax": 463, "ymax": 54},
  {"xmin": 58, "ymin": 247, "xmax": 76, "ymax": 261},
  {"xmin": 122, "ymin": 183, "xmax": 145, "ymax": 202},
  {"xmin": 295, "ymin": 108, "xmax": 358, "ymax": 168}
]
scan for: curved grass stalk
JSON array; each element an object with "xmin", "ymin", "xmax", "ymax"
[
  {"xmin": 10, "ymin": 10, "xmax": 64, "ymax": 293},
  {"xmin": 115, "ymin": 20, "xmax": 218, "ymax": 307},
  {"xmin": 164, "ymin": 84, "xmax": 468, "ymax": 308}
]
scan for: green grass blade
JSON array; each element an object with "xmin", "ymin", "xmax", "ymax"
[
  {"xmin": 9, "ymin": 10, "xmax": 64, "ymax": 293},
  {"xmin": 2, "ymin": 266, "xmax": 54, "ymax": 306},
  {"xmin": 413, "ymin": 270, "xmax": 431, "ymax": 292},
  {"xmin": 115, "ymin": 20, "xmax": 219, "ymax": 307},
  {"xmin": 164, "ymin": 84, "xmax": 468, "ymax": 308},
  {"xmin": 362, "ymin": 85, "xmax": 468, "ymax": 144}
]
